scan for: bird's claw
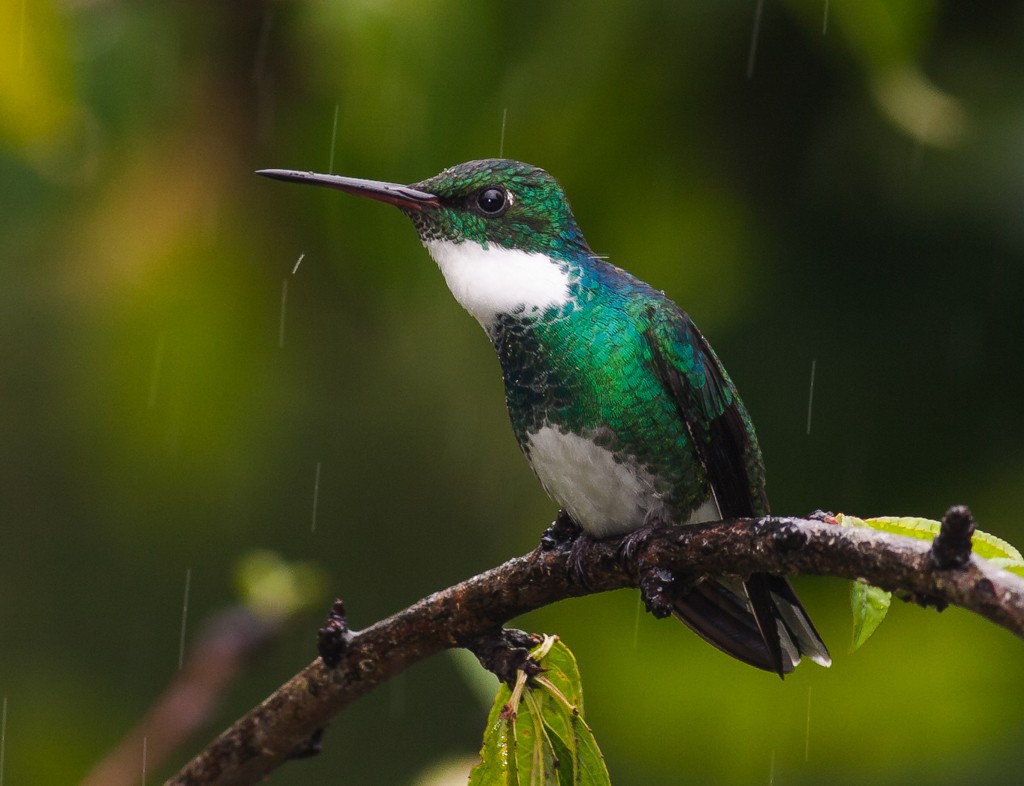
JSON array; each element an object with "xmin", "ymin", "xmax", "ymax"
[
  {"xmin": 540, "ymin": 509, "xmax": 583, "ymax": 551},
  {"xmin": 637, "ymin": 565, "xmax": 677, "ymax": 618},
  {"xmin": 539, "ymin": 511, "xmax": 597, "ymax": 588},
  {"xmin": 617, "ymin": 525, "xmax": 656, "ymax": 565},
  {"xmin": 464, "ymin": 628, "xmax": 542, "ymax": 686},
  {"xmin": 565, "ymin": 532, "xmax": 599, "ymax": 589}
]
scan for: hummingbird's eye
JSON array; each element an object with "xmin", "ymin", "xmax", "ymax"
[{"xmin": 475, "ymin": 187, "xmax": 508, "ymax": 217}]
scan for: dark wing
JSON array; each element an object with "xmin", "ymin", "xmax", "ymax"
[
  {"xmin": 642, "ymin": 303, "xmax": 765, "ymax": 519},
  {"xmin": 643, "ymin": 304, "xmax": 830, "ymax": 675}
]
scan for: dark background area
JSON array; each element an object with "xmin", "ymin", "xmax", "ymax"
[{"xmin": 2, "ymin": 1, "xmax": 1023, "ymax": 783}]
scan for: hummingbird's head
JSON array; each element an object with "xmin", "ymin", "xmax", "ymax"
[
  {"xmin": 407, "ymin": 159, "xmax": 588, "ymax": 259},
  {"xmin": 258, "ymin": 159, "xmax": 591, "ymax": 329}
]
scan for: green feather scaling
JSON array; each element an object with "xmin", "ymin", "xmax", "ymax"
[{"xmin": 262, "ymin": 156, "xmax": 829, "ymax": 674}]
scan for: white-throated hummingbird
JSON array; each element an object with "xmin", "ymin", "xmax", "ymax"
[{"xmin": 258, "ymin": 159, "xmax": 830, "ymax": 675}]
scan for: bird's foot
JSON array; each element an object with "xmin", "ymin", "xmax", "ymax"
[
  {"xmin": 463, "ymin": 628, "xmax": 542, "ymax": 686},
  {"xmin": 539, "ymin": 511, "xmax": 601, "ymax": 588},
  {"xmin": 616, "ymin": 522, "xmax": 692, "ymax": 619},
  {"xmin": 638, "ymin": 566, "xmax": 679, "ymax": 619},
  {"xmin": 540, "ymin": 509, "xmax": 583, "ymax": 551},
  {"xmin": 565, "ymin": 531, "xmax": 601, "ymax": 589},
  {"xmin": 617, "ymin": 523, "xmax": 658, "ymax": 565}
]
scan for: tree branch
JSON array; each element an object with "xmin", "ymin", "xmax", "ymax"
[{"xmin": 165, "ymin": 513, "xmax": 1024, "ymax": 786}]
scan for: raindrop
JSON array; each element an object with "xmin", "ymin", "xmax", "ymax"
[
  {"xmin": 806, "ymin": 358, "xmax": 817, "ymax": 436},
  {"xmin": 746, "ymin": 0, "xmax": 765, "ymax": 80},
  {"xmin": 278, "ymin": 278, "xmax": 288, "ymax": 349},
  {"xmin": 499, "ymin": 107, "xmax": 508, "ymax": 158},
  {"xmin": 178, "ymin": 568, "xmax": 192, "ymax": 670},
  {"xmin": 632, "ymin": 592, "xmax": 642, "ymax": 649},
  {"xmin": 822, "ymin": 0, "xmax": 830, "ymax": 35},
  {"xmin": 910, "ymin": 139, "xmax": 924, "ymax": 172},
  {"xmin": 311, "ymin": 461, "xmax": 322, "ymax": 533},
  {"xmin": 252, "ymin": 7, "xmax": 273, "ymax": 85},
  {"xmin": 147, "ymin": 332, "xmax": 166, "ymax": 410},
  {"xmin": 252, "ymin": 8, "xmax": 276, "ymax": 144},
  {"xmin": 292, "ymin": 252, "xmax": 306, "ymax": 275},
  {"xmin": 18, "ymin": 0, "xmax": 27, "ymax": 69},
  {"xmin": 0, "ymin": 696, "xmax": 7, "ymax": 786},
  {"xmin": 389, "ymin": 671, "xmax": 407, "ymax": 718},
  {"xmin": 142, "ymin": 735, "xmax": 147, "ymax": 786},
  {"xmin": 804, "ymin": 685, "xmax": 812, "ymax": 760},
  {"xmin": 328, "ymin": 103, "xmax": 340, "ymax": 174}
]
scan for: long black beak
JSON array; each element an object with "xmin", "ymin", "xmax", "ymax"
[{"xmin": 257, "ymin": 169, "xmax": 439, "ymax": 211}]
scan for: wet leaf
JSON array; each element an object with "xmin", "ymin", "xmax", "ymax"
[
  {"xmin": 833, "ymin": 514, "xmax": 1024, "ymax": 562},
  {"xmin": 850, "ymin": 580, "xmax": 892, "ymax": 652},
  {"xmin": 836, "ymin": 514, "xmax": 1024, "ymax": 647},
  {"xmin": 469, "ymin": 636, "xmax": 610, "ymax": 786},
  {"xmin": 990, "ymin": 560, "xmax": 1024, "ymax": 577}
]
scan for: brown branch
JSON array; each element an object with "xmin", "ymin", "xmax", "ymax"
[
  {"xmin": 83, "ymin": 610, "xmax": 278, "ymax": 786},
  {"xmin": 165, "ymin": 513, "xmax": 1024, "ymax": 786}
]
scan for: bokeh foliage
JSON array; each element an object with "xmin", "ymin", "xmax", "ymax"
[{"xmin": 2, "ymin": 1, "xmax": 1023, "ymax": 784}]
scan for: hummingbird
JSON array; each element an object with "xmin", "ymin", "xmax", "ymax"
[{"xmin": 258, "ymin": 159, "xmax": 830, "ymax": 676}]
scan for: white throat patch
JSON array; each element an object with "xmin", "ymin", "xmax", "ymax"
[{"xmin": 423, "ymin": 239, "xmax": 571, "ymax": 328}]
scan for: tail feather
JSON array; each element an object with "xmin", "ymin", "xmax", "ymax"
[
  {"xmin": 672, "ymin": 573, "xmax": 830, "ymax": 676},
  {"xmin": 761, "ymin": 574, "xmax": 832, "ymax": 668}
]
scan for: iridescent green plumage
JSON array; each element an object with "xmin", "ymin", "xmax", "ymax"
[
  {"xmin": 405, "ymin": 162, "xmax": 767, "ymax": 526},
  {"xmin": 494, "ymin": 262, "xmax": 766, "ymax": 525},
  {"xmin": 411, "ymin": 160, "xmax": 588, "ymax": 257},
  {"xmin": 257, "ymin": 158, "xmax": 829, "ymax": 675}
]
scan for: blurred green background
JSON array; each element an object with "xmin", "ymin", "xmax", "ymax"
[{"xmin": 3, "ymin": 1, "xmax": 1024, "ymax": 784}]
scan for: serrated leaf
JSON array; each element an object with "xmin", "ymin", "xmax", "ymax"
[
  {"xmin": 470, "ymin": 682, "xmax": 517, "ymax": 785},
  {"xmin": 971, "ymin": 531, "xmax": 1024, "ymax": 562},
  {"xmin": 990, "ymin": 559, "xmax": 1024, "ymax": 578},
  {"xmin": 836, "ymin": 514, "xmax": 1024, "ymax": 649},
  {"xmin": 850, "ymin": 580, "xmax": 891, "ymax": 652},
  {"xmin": 469, "ymin": 637, "xmax": 610, "ymax": 786},
  {"xmin": 833, "ymin": 513, "xmax": 1024, "ymax": 562}
]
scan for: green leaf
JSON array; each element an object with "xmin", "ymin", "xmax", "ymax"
[
  {"xmin": 470, "ymin": 681, "xmax": 516, "ymax": 785},
  {"xmin": 833, "ymin": 513, "xmax": 1024, "ymax": 562},
  {"xmin": 850, "ymin": 580, "xmax": 892, "ymax": 652},
  {"xmin": 836, "ymin": 513, "xmax": 1024, "ymax": 648},
  {"xmin": 469, "ymin": 636, "xmax": 611, "ymax": 786},
  {"xmin": 990, "ymin": 559, "xmax": 1024, "ymax": 577}
]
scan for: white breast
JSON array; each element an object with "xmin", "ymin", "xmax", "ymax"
[
  {"xmin": 423, "ymin": 239, "xmax": 571, "ymax": 328},
  {"xmin": 524, "ymin": 427, "xmax": 659, "ymax": 537},
  {"xmin": 525, "ymin": 426, "xmax": 722, "ymax": 538}
]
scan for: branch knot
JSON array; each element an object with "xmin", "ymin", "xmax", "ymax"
[
  {"xmin": 317, "ymin": 599, "xmax": 353, "ymax": 668},
  {"xmin": 770, "ymin": 517, "xmax": 810, "ymax": 553},
  {"xmin": 931, "ymin": 505, "xmax": 976, "ymax": 570}
]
